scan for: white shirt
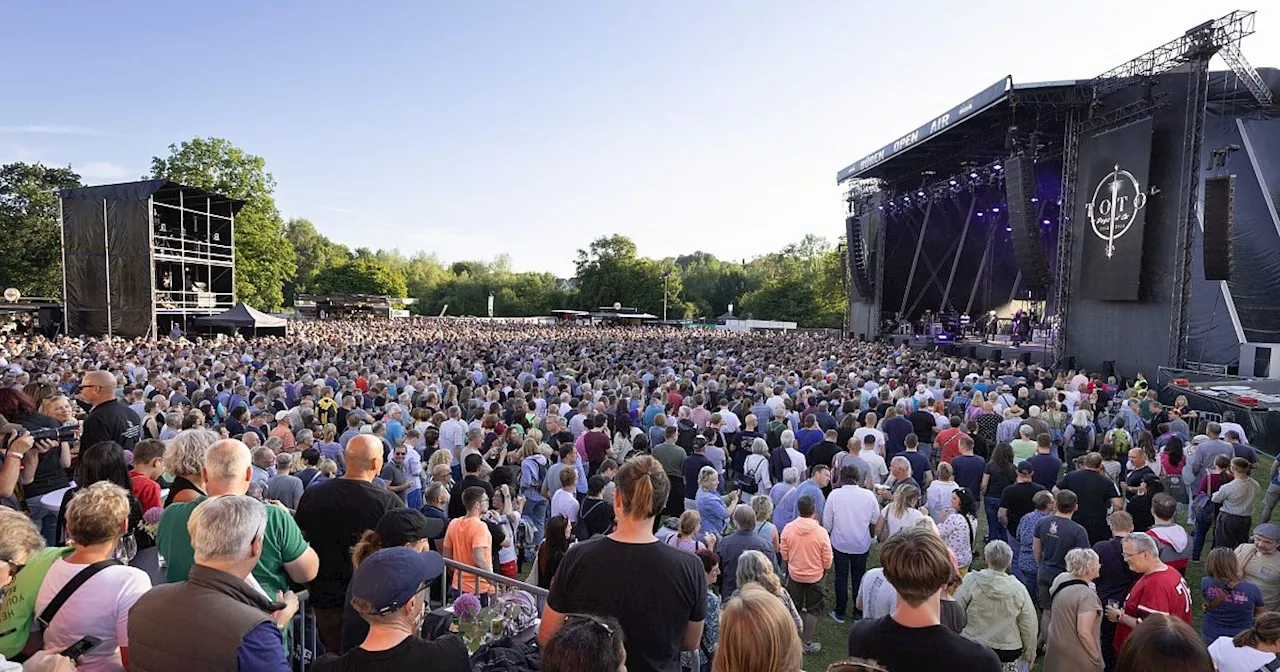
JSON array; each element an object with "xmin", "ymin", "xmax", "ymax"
[
  {"xmin": 785, "ymin": 448, "xmax": 808, "ymax": 477},
  {"xmin": 439, "ymin": 418, "xmax": 468, "ymax": 453},
  {"xmin": 1221, "ymin": 422, "xmax": 1250, "ymax": 445},
  {"xmin": 744, "ymin": 454, "xmax": 772, "ymax": 492},
  {"xmin": 927, "ymin": 480, "xmax": 961, "ymax": 523},
  {"xmin": 880, "ymin": 504, "xmax": 926, "ymax": 539},
  {"xmin": 718, "ymin": 411, "xmax": 741, "ymax": 434},
  {"xmin": 861, "ymin": 451, "xmax": 889, "ymax": 484},
  {"xmin": 853, "ymin": 427, "xmax": 885, "ymax": 454},
  {"xmin": 857, "ymin": 567, "xmax": 898, "ymax": 620},
  {"xmin": 550, "ymin": 488, "xmax": 579, "ymax": 523},
  {"xmin": 1208, "ymin": 636, "xmax": 1276, "ymax": 672},
  {"xmin": 34, "ymin": 559, "xmax": 152, "ymax": 672},
  {"xmin": 822, "ymin": 484, "xmax": 881, "ymax": 554}
]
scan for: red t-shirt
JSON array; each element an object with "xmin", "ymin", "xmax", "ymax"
[
  {"xmin": 129, "ymin": 471, "xmax": 162, "ymax": 512},
  {"xmin": 1114, "ymin": 566, "xmax": 1192, "ymax": 650},
  {"xmin": 936, "ymin": 428, "xmax": 967, "ymax": 464}
]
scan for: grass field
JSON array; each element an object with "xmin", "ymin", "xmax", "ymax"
[{"xmin": 800, "ymin": 452, "xmax": 1276, "ymax": 671}]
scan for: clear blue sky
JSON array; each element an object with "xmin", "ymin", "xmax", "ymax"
[{"xmin": 3, "ymin": 1, "xmax": 1277, "ymax": 276}]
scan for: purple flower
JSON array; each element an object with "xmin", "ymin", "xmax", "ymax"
[
  {"xmin": 142, "ymin": 507, "xmax": 164, "ymax": 527},
  {"xmin": 453, "ymin": 593, "xmax": 482, "ymax": 621}
]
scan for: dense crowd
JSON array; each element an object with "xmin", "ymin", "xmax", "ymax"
[{"xmin": 0, "ymin": 318, "xmax": 1274, "ymax": 672}]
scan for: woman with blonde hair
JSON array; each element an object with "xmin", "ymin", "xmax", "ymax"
[
  {"xmin": 668, "ymin": 509, "xmax": 711, "ymax": 553},
  {"xmin": 1045, "ymin": 547, "xmax": 1104, "ymax": 671},
  {"xmin": 744, "ymin": 437, "xmax": 773, "ymax": 494},
  {"xmin": 735, "ymin": 549, "xmax": 803, "ymax": 635},
  {"xmin": 34, "ymin": 482, "xmax": 151, "ymax": 671},
  {"xmin": 751, "ymin": 494, "xmax": 780, "ymax": 557},
  {"xmin": 927, "ymin": 461, "xmax": 961, "ymax": 523},
  {"xmin": 876, "ymin": 483, "xmax": 926, "ymax": 541},
  {"xmin": 713, "ymin": 583, "xmax": 803, "ymax": 672},
  {"xmin": 309, "ymin": 458, "xmax": 337, "ymax": 489},
  {"xmin": 163, "ymin": 428, "xmax": 219, "ymax": 506}
]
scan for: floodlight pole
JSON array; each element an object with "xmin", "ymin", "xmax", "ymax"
[{"xmin": 663, "ymin": 273, "xmax": 669, "ymax": 321}]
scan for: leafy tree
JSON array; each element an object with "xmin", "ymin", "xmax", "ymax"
[
  {"xmin": 312, "ymin": 253, "xmax": 407, "ymax": 297},
  {"xmin": 574, "ymin": 235, "xmax": 685, "ymax": 316},
  {"xmin": 283, "ymin": 217, "xmax": 349, "ymax": 301},
  {"xmin": 741, "ymin": 235, "xmax": 844, "ymax": 328},
  {"xmin": 151, "ymin": 138, "xmax": 296, "ymax": 311},
  {"xmin": 0, "ymin": 163, "xmax": 82, "ymax": 298}
]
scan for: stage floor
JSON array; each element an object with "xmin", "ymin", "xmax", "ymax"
[
  {"xmin": 1166, "ymin": 374, "xmax": 1280, "ymax": 411},
  {"xmin": 888, "ymin": 334, "xmax": 1053, "ymax": 366}
]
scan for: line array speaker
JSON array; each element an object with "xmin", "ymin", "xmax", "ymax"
[
  {"xmin": 1203, "ymin": 175, "xmax": 1235, "ymax": 281},
  {"xmin": 1005, "ymin": 154, "xmax": 1054, "ymax": 288},
  {"xmin": 845, "ymin": 213, "xmax": 874, "ymax": 298}
]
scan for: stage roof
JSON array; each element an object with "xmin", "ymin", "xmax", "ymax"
[
  {"xmin": 59, "ymin": 180, "xmax": 246, "ymax": 215},
  {"xmin": 835, "ymin": 77, "xmax": 1079, "ymax": 186}
]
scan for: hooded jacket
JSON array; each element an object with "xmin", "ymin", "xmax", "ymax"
[
  {"xmin": 779, "ymin": 516, "xmax": 833, "ymax": 583},
  {"xmin": 1146, "ymin": 522, "xmax": 1191, "ymax": 571},
  {"xmin": 954, "ymin": 568, "xmax": 1038, "ymax": 655}
]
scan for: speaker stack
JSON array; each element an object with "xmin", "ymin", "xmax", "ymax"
[{"xmin": 1005, "ymin": 154, "xmax": 1054, "ymax": 288}]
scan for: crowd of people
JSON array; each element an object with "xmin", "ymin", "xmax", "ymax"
[{"xmin": 0, "ymin": 317, "xmax": 1273, "ymax": 672}]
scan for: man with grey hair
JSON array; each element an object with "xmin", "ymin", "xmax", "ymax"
[
  {"xmin": 130, "ymin": 495, "xmax": 300, "ymax": 672},
  {"xmin": 770, "ymin": 467, "xmax": 799, "ymax": 512},
  {"xmin": 1105, "ymin": 529, "xmax": 1192, "ymax": 650},
  {"xmin": 716, "ymin": 503, "xmax": 775, "ymax": 596},
  {"xmin": 250, "ymin": 445, "xmax": 275, "ymax": 485},
  {"xmin": 1188, "ymin": 421, "xmax": 1234, "ymax": 488},
  {"xmin": 1010, "ymin": 424, "xmax": 1037, "ymax": 461},
  {"xmin": 156, "ymin": 439, "xmax": 318, "ymax": 596},
  {"xmin": 265, "ymin": 452, "xmax": 304, "ymax": 512}
]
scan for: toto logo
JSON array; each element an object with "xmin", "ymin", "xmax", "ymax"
[{"xmin": 1086, "ymin": 164, "xmax": 1149, "ymax": 258}]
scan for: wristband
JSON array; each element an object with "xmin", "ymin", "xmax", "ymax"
[{"xmin": 4, "ymin": 451, "xmax": 24, "ymax": 460}]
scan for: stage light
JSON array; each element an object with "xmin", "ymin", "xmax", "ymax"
[
  {"xmin": 991, "ymin": 207, "xmax": 1000, "ymax": 213},
  {"xmin": 993, "ymin": 164, "xmax": 1002, "ymax": 171},
  {"xmin": 977, "ymin": 212, "xmax": 984, "ymax": 217},
  {"xmin": 1006, "ymin": 227, "xmax": 1013, "ymax": 232},
  {"xmin": 969, "ymin": 172, "xmax": 978, "ymax": 179},
  {"xmin": 949, "ymin": 179, "xmax": 957, "ymax": 186},
  {"xmin": 878, "ymin": 206, "xmax": 884, "ymax": 210},
  {"xmin": 1043, "ymin": 219, "xmax": 1050, "ymax": 225},
  {"xmin": 1030, "ymin": 197, "xmax": 1039, "ymax": 203},
  {"xmin": 917, "ymin": 190, "xmax": 925, "ymax": 197}
]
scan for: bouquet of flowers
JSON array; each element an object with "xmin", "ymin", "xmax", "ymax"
[{"xmin": 140, "ymin": 507, "xmax": 164, "ymax": 536}]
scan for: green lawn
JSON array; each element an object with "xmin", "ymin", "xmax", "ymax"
[{"xmin": 803, "ymin": 453, "xmax": 1275, "ymax": 671}]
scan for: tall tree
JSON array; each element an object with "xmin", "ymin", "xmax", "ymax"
[
  {"xmin": 0, "ymin": 163, "xmax": 82, "ymax": 298},
  {"xmin": 312, "ymin": 253, "xmax": 407, "ymax": 297},
  {"xmin": 284, "ymin": 217, "xmax": 348, "ymax": 301},
  {"xmin": 151, "ymin": 138, "xmax": 296, "ymax": 311}
]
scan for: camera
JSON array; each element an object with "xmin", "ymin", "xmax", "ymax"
[{"xmin": 29, "ymin": 425, "xmax": 78, "ymax": 443}]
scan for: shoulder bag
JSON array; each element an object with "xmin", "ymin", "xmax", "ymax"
[{"xmin": 37, "ymin": 559, "xmax": 123, "ymax": 630}]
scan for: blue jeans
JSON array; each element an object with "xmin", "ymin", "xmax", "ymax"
[
  {"xmin": 522, "ymin": 497, "xmax": 548, "ymax": 561},
  {"xmin": 833, "ymin": 549, "xmax": 868, "ymax": 618},
  {"xmin": 405, "ymin": 488, "xmax": 423, "ymax": 511},
  {"xmin": 1013, "ymin": 564, "xmax": 1039, "ymax": 609},
  {"xmin": 983, "ymin": 496, "xmax": 1004, "ymax": 543},
  {"xmin": 28, "ymin": 505, "xmax": 58, "ymax": 547},
  {"xmin": 1193, "ymin": 507, "xmax": 1216, "ymax": 561}
]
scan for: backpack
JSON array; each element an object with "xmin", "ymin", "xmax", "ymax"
[
  {"xmin": 1110, "ymin": 428, "xmax": 1131, "ymax": 454},
  {"xmin": 1067, "ymin": 426, "xmax": 1092, "ymax": 462},
  {"xmin": 1161, "ymin": 471, "xmax": 1189, "ymax": 504},
  {"xmin": 525, "ymin": 455, "xmax": 550, "ymax": 498},
  {"xmin": 765, "ymin": 420, "xmax": 788, "ymax": 450}
]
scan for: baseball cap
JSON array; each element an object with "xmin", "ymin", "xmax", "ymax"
[
  {"xmin": 1016, "ymin": 461, "xmax": 1034, "ymax": 474},
  {"xmin": 1254, "ymin": 523, "xmax": 1280, "ymax": 541},
  {"xmin": 275, "ymin": 410, "xmax": 291, "ymax": 422},
  {"xmin": 349, "ymin": 547, "xmax": 445, "ymax": 615},
  {"xmin": 375, "ymin": 508, "xmax": 444, "ymax": 545}
]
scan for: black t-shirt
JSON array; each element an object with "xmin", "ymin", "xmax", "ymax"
[
  {"xmin": 295, "ymin": 478, "xmax": 404, "ymax": 608},
  {"xmin": 902, "ymin": 450, "xmax": 931, "ymax": 485},
  {"xmin": 1026, "ymin": 453, "xmax": 1064, "ymax": 490},
  {"xmin": 998, "ymin": 481, "xmax": 1045, "ymax": 532},
  {"xmin": 1126, "ymin": 494, "xmax": 1154, "ymax": 532},
  {"xmin": 808, "ymin": 441, "xmax": 841, "ymax": 472},
  {"xmin": 909, "ymin": 411, "xmax": 937, "ymax": 444},
  {"xmin": 550, "ymin": 431, "xmax": 575, "ymax": 450},
  {"xmin": 847, "ymin": 615, "xmax": 1000, "ymax": 672},
  {"xmin": 548, "ymin": 536, "xmax": 706, "ymax": 672},
  {"xmin": 1055, "ymin": 470, "xmax": 1120, "ymax": 543},
  {"xmin": 81, "ymin": 399, "xmax": 142, "ymax": 454},
  {"xmin": 1125, "ymin": 465, "xmax": 1154, "ymax": 491},
  {"xmin": 982, "ymin": 462, "xmax": 1015, "ymax": 498},
  {"xmin": 577, "ymin": 497, "xmax": 616, "ymax": 539},
  {"xmin": 313, "ymin": 633, "xmax": 471, "ymax": 672},
  {"xmin": 19, "ymin": 413, "xmax": 69, "ymax": 497},
  {"xmin": 448, "ymin": 475, "xmax": 496, "ymax": 519}
]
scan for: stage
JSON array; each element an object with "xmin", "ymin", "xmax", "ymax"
[
  {"xmin": 1157, "ymin": 370, "xmax": 1280, "ymax": 452},
  {"xmin": 887, "ymin": 333, "xmax": 1054, "ymax": 367}
]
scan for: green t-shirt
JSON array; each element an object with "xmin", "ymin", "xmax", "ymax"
[
  {"xmin": 156, "ymin": 496, "xmax": 309, "ymax": 598},
  {"xmin": 0, "ymin": 546, "xmax": 73, "ymax": 658}
]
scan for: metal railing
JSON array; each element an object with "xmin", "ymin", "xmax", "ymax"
[{"xmin": 438, "ymin": 556, "xmax": 548, "ymax": 609}]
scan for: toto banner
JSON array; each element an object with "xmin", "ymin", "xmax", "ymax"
[{"xmin": 1076, "ymin": 116, "xmax": 1156, "ymax": 301}]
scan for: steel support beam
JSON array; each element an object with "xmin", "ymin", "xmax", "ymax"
[
  {"xmin": 900, "ymin": 200, "xmax": 934, "ymax": 316},
  {"xmin": 1170, "ymin": 55, "xmax": 1213, "ymax": 368},
  {"xmin": 940, "ymin": 197, "xmax": 977, "ymax": 314}
]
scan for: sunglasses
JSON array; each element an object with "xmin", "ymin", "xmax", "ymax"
[
  {"xmin": 2, "ymin": 558, "xmax": 24, "ymax": 577},
  {"xmin": 565, "ymin": 613, "xmax": 617, "ymax": 639}
]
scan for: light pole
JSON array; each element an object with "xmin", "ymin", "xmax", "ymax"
[{"xmin": 662, "ymin": 271, "xmax": 670, "ymax": 321}]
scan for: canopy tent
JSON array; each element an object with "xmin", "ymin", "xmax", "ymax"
[{"xmin": 189, "ymin": 302, "xmax": 286, "ymax": 334}]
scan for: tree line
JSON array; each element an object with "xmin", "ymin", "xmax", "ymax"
[{"xmin": 0, "ymin": 137, "xmax": 845, "ymax": 328}]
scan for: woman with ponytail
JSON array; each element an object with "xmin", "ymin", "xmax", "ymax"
[
  {"xmin": 340, "ymin": 508, "xmax": 441, "ymax": 654},
  {"xmin": 538, "ymin": 455, "xmax": 707, "ymax": 672},
  {"xmin": 1208, "ymin": 611, "xmax": 1280, "ymax": 672}
]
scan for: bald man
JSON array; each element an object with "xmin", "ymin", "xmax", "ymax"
[
  {"xmin": 156, "ymin": 439, "xmax": 319, "ymax": 596},
  {"xmin": 295, "ymin": 432, "xmax": 404, "ymax": 653},
  {"xmin": 79, "ymin": 369, "xmax": 143, "ymax": 452}
]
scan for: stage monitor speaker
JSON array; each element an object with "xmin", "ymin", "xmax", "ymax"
[
  {"xmin": 1005, "ymin": 154, "xmax": 1054, "ymax": 288},
  {"xmin": 1019, "ymin": 352, "xmax": 1032, "ymax": 366},
  {"xmin": 1254, "ymin": 346, "xmax": 1272, "ymax": 379},
  {"xmin": 1204, "ymin": 175, "xmax": 1235, "ymax": 281},
  {"xmin": 991, "ymin": 349, "xmax": 1003, "ymax": 362},
  {"xmin": 1102, "ymin": 360, "xmax": 1116, "ymax": 381}
]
